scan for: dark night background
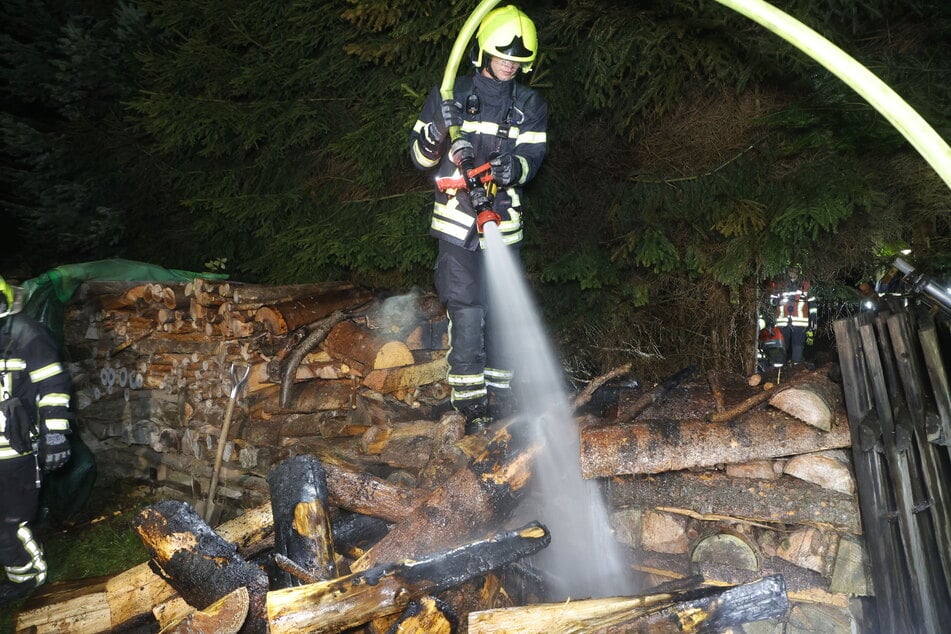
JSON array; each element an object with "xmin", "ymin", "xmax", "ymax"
[{"xmin": 2, "ymin": 0, "xmax": 949, "ymax": 379}]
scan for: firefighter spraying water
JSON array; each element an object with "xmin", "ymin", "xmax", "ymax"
[{"xmin": 410, "ymin": 2, "xmax": 635, "ymax": 600}]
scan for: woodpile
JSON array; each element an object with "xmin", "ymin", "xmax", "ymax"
[
  {"xmin": 63, "ymin": 279, "xmax": 454, "ymax": 510},
  {"xmin": 580, "ymin": 367, "xmax": 871, "ymax": 630},
  {"xmin": 13, "ymin": 277, "xmax": 879, "ymax": 632}
]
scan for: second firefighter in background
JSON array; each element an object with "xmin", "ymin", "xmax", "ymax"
[
  {"xmin": 409, "ymin": 5, "xmax": 548, "ymax": 433},
  {"xmin": 768, "ymin": 265, "xmax": 817, "ymax": 365}
]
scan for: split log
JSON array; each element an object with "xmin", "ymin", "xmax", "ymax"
[
  {"xmin": 158, "ymin": 586, "xmax": 249, "ymax": 634},
  {"xmin": 267, "ymin": 456, "xmax": 337, "ymax": 589},
  {"xmin": 829, "ymin": 535, "xmax": 871, "ymax": 596},
  {"xmin": 768, "ymin": 380, "xmax": 841, "ymax": 431},
  {"xmin": 580, "ymin": 407, "xmax": 851, "ymax": 478},
  {"xmin": 467, "ymin": 574, "xmax": 788, "ymax": 633},
  {"xmin": 607, "ymin": 470, "xmax": 861, "ymax": 534},
  {"xmin": 322, "ymin": 319, "xmax": 414, "ymax": 375},
  {"xmin": 775, "ymin": 526, "xmax": 836, "ymax": 576},
  {"xmin": 266, "ymin": 378, "xmax": 357, "ymax": 414},
  {"xmin": 350, "ymin": 418, "xmax": 543, "ymax": 572},
  {"xmin": 782, "ymin": 450, "xmax": 855, "ymax": 495},
  {"xmin": 133, "ymin": 500, "xmax": 270, "ymax": 634},
  {"xmin": 266, "ymin": 522, "xmax": 551, "ymax": 634},
  {"xmin": 361, "ymin": 352, "xmax": 447, "ymax": 394},
  {"xmin": 619, "ymin": 364, "xmax": 697, "ymax": 422}
]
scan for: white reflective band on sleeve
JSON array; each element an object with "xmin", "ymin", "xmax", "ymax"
[
  {"xmin": 0, "ymin": 447, "xmax": 29, "ymax": 459},
  {"xmin": 38, "ymin": 393, "xmax": 70, "ymax": 408},
  {"xmin": 0, "ymin": 359, "xmax": 27, "ymax": 371},
  {"xmin": 42, "ymin": 418, "xmax": 71, "ymax": 432},
  {"xmin": 412, "ymin": 141, "xmax": 439, "ymax": 168},
  {"xmin": 434, "ymin": 200, "xmax": 475, "ymax": 226},
  {"xmin": 30, "ymin": 362, "xmax": 64, "ymax": 383}
]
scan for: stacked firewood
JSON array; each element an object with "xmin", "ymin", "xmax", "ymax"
[
  {"xmin": 580, "ymin": 368, "xmax": 871, "ymax": 632},
  {"xmin": 63, "ymin": 278, "xmax": 454, "ymax": 511},
  {"xmin": 19, "ymin": 277, "xmax": 869, "ymax": 633}
]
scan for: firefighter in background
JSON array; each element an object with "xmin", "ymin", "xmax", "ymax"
[
  {"xmin": 768, "ymin": 265, "xmax": 817, "ymax": 365},
  {"xmin": 409, "ymin": 5, "xmax": 548, "ymax": 434},
  {"xmin": 0, "ymin": 276, "xmax": 72, "ymax": 604}
]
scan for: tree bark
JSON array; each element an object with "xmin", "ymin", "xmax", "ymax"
[
  {"xmin": 607, "ymin": 469, "xmax": 861, "ymax": 534},
  {"xmin": 580, "ymin": 407, "xmax": 851, "ymax": 478}
]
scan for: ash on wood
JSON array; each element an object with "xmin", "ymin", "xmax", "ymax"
[
  {"xmin": 267, "ymin": 455, "xmax": 337, "ymax": 588},
  {"xmin": 132, "ymin": 500, "xmax": 270, "ymax": 634},
  {"xmin": 467, "ymin": 574, "xmax": 788, "ymax": 633},
  {"xmin": 266, "ymin": 522, "xmax": 550, "ymax": 634}
]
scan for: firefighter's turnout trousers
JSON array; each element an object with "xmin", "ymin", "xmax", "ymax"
[
  {"xmin": 0, "ymin": 456, "xmax": 46, "ymax": 588},
  {"xmin": 436, "ymin": 240, "xmax": 514, "ymax": 411}
]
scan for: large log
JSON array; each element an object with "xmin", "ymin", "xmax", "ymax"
[
  {"xmin": 230, "ymin": 281, "xmax": 357, "ymax": 307},
  {"xmin": 267, "ymin": 456, "xmax": 338, "ymax": 589},
  {"xmin": 322, "ymin": 460, "xmax": 427, "ymax": 523},
  {"xmin": 133, "ymin": 500, "xmax": 270, "ymax": 634},
  {"xmin": 322, "ymin": 319, "xmax": 414, "ymax": 375},
  {"xmin": 607, "ymin": 469, "xmax": 861, "ymax": 534},
  {"xmin": 266, "ymin": 522, "xmax": 551, "ymax": 634},
  {"xmin": 350, "ymin": 418, "xmax": 542, "ymax": 572},
  {"xmin": 467, "ymin": 574, "xmax": 788, "ymax": 633},
  {"xmin": 580, "ymin": 406, "xmax": 851, "ymax": 478}
]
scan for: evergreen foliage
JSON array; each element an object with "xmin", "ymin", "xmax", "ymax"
[{"xmin": 1, "ymin": 0, "xmax": 948, "ymax": 377}]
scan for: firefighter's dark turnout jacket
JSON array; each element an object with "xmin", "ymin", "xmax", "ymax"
[
  {"xmin": 0, "ymin": 313, "xmax": 72, "ymax": 588},
  {"xmin": 410, "ymin": 72, "xmax": 548, "ymax": 409}
]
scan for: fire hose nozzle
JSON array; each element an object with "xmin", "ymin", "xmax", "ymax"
[{"xmin": 476, "ymin": 210, "xmax": 502, "ymax": 233}]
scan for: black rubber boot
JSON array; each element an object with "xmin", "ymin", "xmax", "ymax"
[
  {"xmin": 488, "ymin": 387, "xmax": 517, "ymax": 420},
  {"xmin": 460, "ymin": 400, "xmax": 493, "ymax": 435},
  {"xmin": 0, "ymin": 579, "xmax": 37, "ymax": 607}
]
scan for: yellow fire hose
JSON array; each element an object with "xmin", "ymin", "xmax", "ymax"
[
  {"xmin": 444, "ymin": 0, "xmax": 950, "ymax": 190},
  {"xmin": 719, "ymin": 0, "xmax": 951, "ymax": 190}
]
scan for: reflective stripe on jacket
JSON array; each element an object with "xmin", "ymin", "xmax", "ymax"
[
  {"xmin": 0, "ymin": 315, "xmax": 72, "ymax": 459},
  {"xmin": 410, "ymin": 73, "xmax": 548, "ymax": 251}
]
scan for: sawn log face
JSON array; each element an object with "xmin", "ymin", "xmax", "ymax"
[{"xmin": 133, "ymin": 500, "xmax": 270, "ymax": 634}]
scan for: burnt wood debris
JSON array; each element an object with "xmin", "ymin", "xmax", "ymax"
[{"xmin": 12, "ymin": 277, "xmax": 951, "ymax": 632}]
